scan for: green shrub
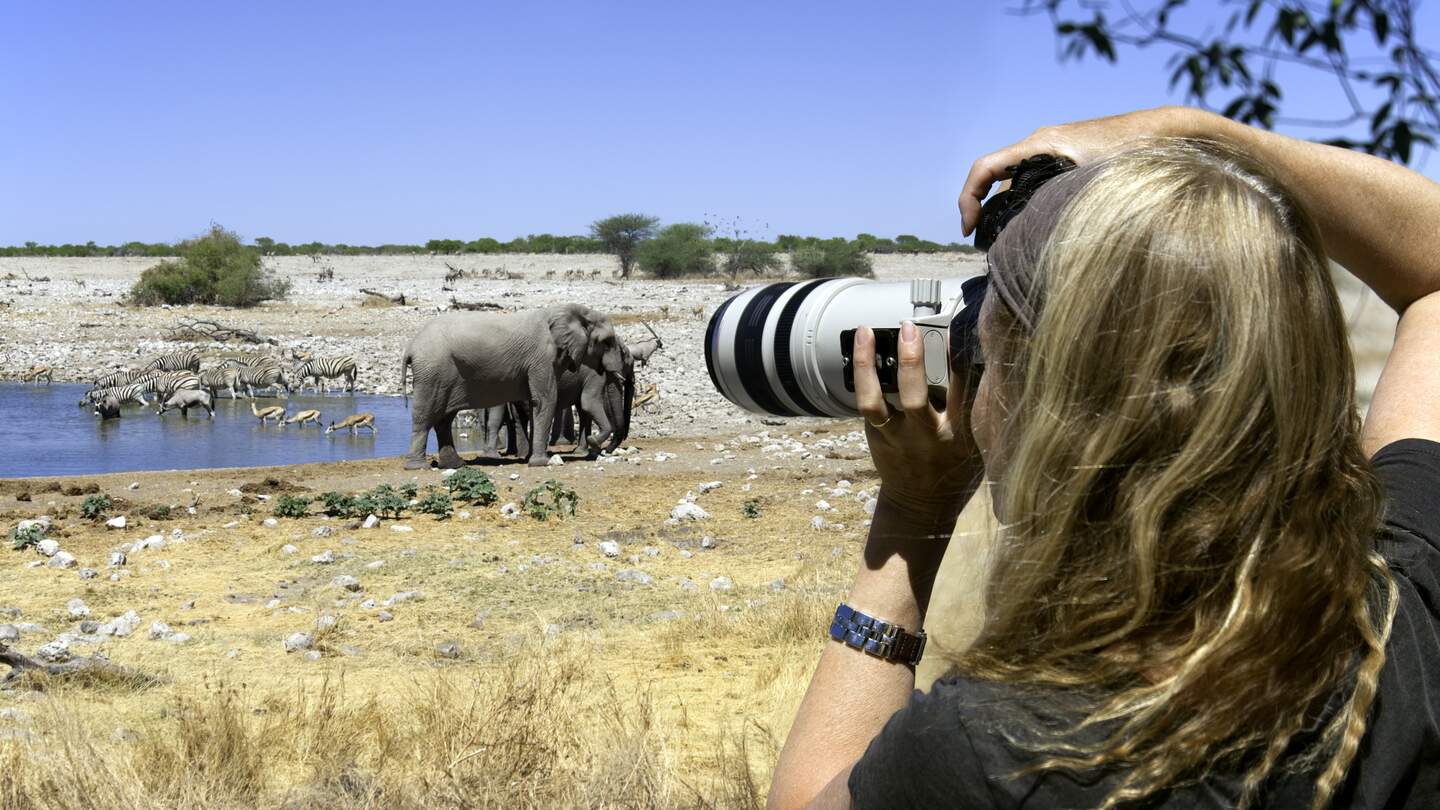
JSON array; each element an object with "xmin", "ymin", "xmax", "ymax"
[
  {"xmin": 416, "ymin": 488, "xmax": 454, "ymax": 520},
  {"xmin": 741, "ymin": 498, "xmax": 762, "ymax": 519},
  {"xmin": 637, "ymin": 224, "xmax": 715, "ymax": 278},
  {"xmin": 719, "ymin": 239, "xmax": 782, "ymax": 278},
  {"xmin": 146, "ymin": 504, "xmax": 172, "ymax": 520},
  {"xmin": 130, "ymin": 225, "xmax": 290, "ymax": 307},
  {"xmin": 446, "ymin": 468, "xmax": 498, "ymax": 505},
  {"xmin": 273, "ymin": 495, "xmax": 312, "ymax": 519},
  {"xmin": 10, "ymin": 524, "xmax": 45, "ymax": 551},
  {"xmin": 80, "ymin": 494, "xmax": 112, "ymax": 521},
  {"xmin": 790, "ymin": 240, "xmax": 874, "ymax": 279},
  {"xmin": 399, "ymin": 483, "xmax": 418, "ymax": 500},
  {"xmin": 359, "ymin": 485, "xmax": 408, "ymax": 520},
  {"xmin": 320, "ymin": 491, "xmax": 357, "ymax": 518},
  {"xmin": 590, "ymin": 214, "xmax": 659, "ymax": 278},
  {"xmin": 521, "ymin": 479, "xmax": 580, "ymax": 521}
]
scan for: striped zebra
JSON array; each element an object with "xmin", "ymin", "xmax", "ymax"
[
  {"xmin": 143, "ymin": 349, "xmax": 201, "ymax": 372},
  {"xmin": 199, "ymin": 367, "xmax": 239, "ymax": 399},
  {"xmin": 93, "ymin": 368, "xmax": 157, "ymax": 389},
  {"xmin": 293, "ymin": 355, "xmax": 358, "ymax": 393},
  {"xmin": 234, "ymin": 363, "xmax": 291, "ymax": 398},
  {"xmin": 82, "ymin": 383, "xmax": 152, "ymax": 408},
  {"xmin": 148, "ymin": 370, "xmax": 203, "ymax": 397}
]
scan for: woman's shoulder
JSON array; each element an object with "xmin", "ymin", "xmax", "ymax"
[{"xmin": 1370, "ymin": 437, "xmax": 1440, "ymax": 591}]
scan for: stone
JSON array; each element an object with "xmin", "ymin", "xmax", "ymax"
[
  {"xmin": 148, "ymin": 621, "xmax": 173, "ymax": 640},
  {"xmin": 588, "ymin": 562, "xmax": 606, "ymax": 571},
  {"xmin": 815, "ymin": 499, "xmax": 832, "ymax": 511},
  {"xmin": 332, "ymin": 575, "xmax": 362, "ymax": 592},
  {"xmin": 365, "ymin": 560, "xmax": 385, "ymax": 570},
  {"xmin": 678, "ymin": 549, "xmax": 694, "ymax": 559},
  {"xmin": 769, "ymin": 578, "xmax": 786, "ymax": 591},
  {"xmin": 284, "ymin": 632, "xmax": 314, "ymax": 652},
  {"xmin": 108, "ymin": 551, "xmax": 127, "ymax": 567},
  {"xmin": 312, "ymin": 526, "xmax": 335, "ymax": 538},
  {"xmin": 598, "ymin": 540, "xmax": 621, "ymax": 558},
  {"xmin": 863, "ymin": 498, "xmax": 879, "ymax": 516},
  {"xmin": 362, "ymin": 514, "xmax": 380, "ymax": 529},
  {"xmin": 383, "ymin": 591, "xmax": 421, "ymax": 606},
  {"xmin": 127, "ymin": 482, "xmax": 140, "ymax": 491},
  {"xmin": 0, "ymin": 625, "xmax": 18, "ymax": 643},
  {"xmin": 281, "ymin": 544, "xmax": 299, "ymax": 555},
  {"xmin": 679, "ymin": 578, "xmax": 699, "ymax": 592},
  {"xmin": 616, "ymin": 568, "xmax": 653, "ymax": 585},
  {"xmin": 222, "ymin": 521, "xmax": 241, "ymax": 529},
  {"xmin": 105, "ymin": 516, "xmax": 127, "ymax": 529},
  {"xmin": 0, "ymin": 708, "xmax": 32, "ymax": 724},
  {"xmin": 435, "ymin": 641, "xmax": 462, "ymax": 659},
  {"xmin": 468, "ymin": 610, "xmax": 490, "ymax": 629},
  {"xmin": 643, "ymin": 545, "xmax": 659, "ymax": 557},
  {"xmin": 113, "ymin": 727, "xmax": 139, "ymax": 742},
  {"xmin": 78, "ymin": 620, "xmax": 99, "ymax": 634},
  {"xmin": 303, "ymin": 650, "xmax": 323, "ymax": 661},
  {"xmin": 376, "ymin": 610, "xmax": 394, "ymax": 623},
  {"xmin": 698, "ymin": 480, "xmax": 723, "ymax": 493},
  {"xmin": 134, "ymin": 535, "xmax": 166, "ymax": 552},
  {"xmin": 66, "ymin": 598, "xmax": 90, "ymax": 618},
  {"xmin": 36, "ymin": 539, "xmax": 60, "ymax": 557},
  {"xmin": 651, "ymin": 610, "xmax": 684, "ymax": 622},
  {"xmin": 359, "ymin": 598, "xmax": 377, "ymax": 609},
  {"xmin": 316, "ymin": 614, "xmax": 339, "ymax": 631},
  {"xmin": 168, "ymin": 633, "xmax": 192, "ymax": 644},
  {"xmin": 810, "ymin": 516, "xmax": 828, "ymax": 530},
  {"xmin": 390, "ymin": 525, "xmax": 413, "ymax": 533},
  {"xmin": 48, "ymin": 551, "xmax": 77, "ymax": 569},
  {"xmin": 78, "ymin": 568, "xmax": 98, "ymax": 580},
  {"xmin": 16, "ymin": 517, "xmax": 51, "ymax": 536},
  {"xmin": 101, "ymin": 611, "xmax": 142, "ymax": 637},
  {"xmin": 710, "ymin": 576, "xmax": 735, "ymax": 592},
  {"xmin": 670, "ymin": 502, "xmax": 709, "ymax": 521},
  {"xmin": 311, "ymin": 550, "xmax": 335, "ymax": 564},
  {"xmin": 700, "ymin": 535, "xmax": 716, "ymax": 550},
  {"xmin": 261, "ymin": 518, "xmax": 279, "ymax": 528},
  {"xmin": 36, "ymin": 638, "xmax": 70, "ymax": 663},
  {"xmin": 547, "ymin": 454, "xmax": 565, "ymax": 466},
  {"xmin": 500, "ymin": 502, "xmax": 521, "ymax": 519}
]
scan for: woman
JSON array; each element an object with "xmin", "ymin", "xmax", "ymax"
[{"xmin": 769, "ymin": 106, "xmax": 1440, "ymax": 808}]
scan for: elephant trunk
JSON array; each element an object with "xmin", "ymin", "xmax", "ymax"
[{"xmin": 608, "ymin": 369, "xmax": 633, "ymax": 452}]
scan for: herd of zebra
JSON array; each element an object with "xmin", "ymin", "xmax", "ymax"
[{"xmin": 47, "ymin": 349, "xmax": 366, "ymax": 426}]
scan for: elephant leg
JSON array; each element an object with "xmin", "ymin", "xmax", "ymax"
[
  {"xmin": 478, "ymin": 405, "xmax": 504, "ymax": 459},
  {"xmin": 435, "ymin": 413, "xmax": 465, "ymax": 469},
  {"xmin": 580, "ymin": 390, "xmax": 612, "ymax": 459},
  {"xmin": 405, "ymin": 414, "xmax": 431, "ymax": 469},
  {"xmin": 508, "ymin": 400, "xmax": 532, "ymax": 462}
]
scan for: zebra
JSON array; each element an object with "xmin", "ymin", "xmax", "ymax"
[
  {"xmin": 143, "ymin": 349, "xmax": 201, "ymax": 372},
  {"xmin": 82, "ymin": 383, "xmax": 152, "ymax": 408},
  {"xmin": 199, "ymin": 367, "xmax": 239, "ymax": 399},
  {"xmin": 94, "ymin": 368, "xmax": 156, "ymax": 389},
  {"xmin": 293, "ymin": 355, "xmax": 358, "ymax": 393},
  {"xmin": 146, "ymin": 371, "xmax": 202, "ymax": 397},
  {"xmin": 234, "ymin": 363, "xmax": 291, "ymax": 398}
]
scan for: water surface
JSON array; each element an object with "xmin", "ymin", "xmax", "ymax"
[{"xmin": 0, "ymin": 384, "xmax": 486, "ymax": 478}]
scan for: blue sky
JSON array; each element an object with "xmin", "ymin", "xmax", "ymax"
[{"xmin": 2, "ymin": 1, "xmax": 1434, "ymax": 245}]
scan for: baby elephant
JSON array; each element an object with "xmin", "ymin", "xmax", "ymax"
[
  {"xmin": 93, "ymin": 395, "xmax": 122, "ymax": 420},
  {"xmin": 156, "ymin": 389, "xmax": 214, "ymax": 419}
]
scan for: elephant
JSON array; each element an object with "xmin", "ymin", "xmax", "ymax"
[
  {"xmin": 156, "ymin": 389, "xmax": 215, "ymax": 419},
  {"xmin": 481, "ymin": 341, "xmax": 635, "ymax": 461},
  {"xmin": 399, "ymin": 304, "xmax": 626, "ymax": 469}
]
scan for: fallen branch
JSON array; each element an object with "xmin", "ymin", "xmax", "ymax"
[
  {"xmin": 449, "ymin": 297, "xmax": 504, "ymax": 312},
  {"xmin": 360, "ymin": 288, "xmax": 407, "ymax": 306},
  {"xmin": 633, "ymin": 383, "xmax": 659, "ymax": 409},
  {"xmin": 1, "ymin": 642, "xmax": 152, "ymax": 688},
  {"xmin": 165, "ymin": 318, "xmax": 278, "ymax": 345}
]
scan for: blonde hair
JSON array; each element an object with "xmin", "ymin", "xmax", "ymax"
[{"xmin": 954, "ymin": 138, "xmax": 1396, "ymax": 808}]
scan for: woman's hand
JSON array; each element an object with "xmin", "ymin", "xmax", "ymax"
[
  {"xmin": 958, "ymin": 105, "xmax": 1202, "ymax": 237},
  {"xmin": 853, "ymin": 322, "xmax": 983, "ymax": 537}
]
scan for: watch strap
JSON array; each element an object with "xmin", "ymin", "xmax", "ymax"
[{"xmin": 829, "ymin": 603, "xmax": 926, "ymax": 667}]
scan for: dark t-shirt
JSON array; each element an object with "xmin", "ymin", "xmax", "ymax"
[{"xmin": 849, "ymin": 438, "xmax": 1440, "ymax": 808}]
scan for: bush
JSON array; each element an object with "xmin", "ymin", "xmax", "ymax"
[
  {"xmin": 636, "ymin": 224, "xmax": 715, "ymax": 278},
  {"xmin": 10, "ymin": 524, "xmax": 45, "ymax": 551},
  {"xmin": 273, "ymin": 495, "xmax": 312, "ymax": 519},
  {"xmin": 357, "ymin": 485, "xmax": 407, "ymax": 520},
  {"xmin": 80, "ymin": 494, "xmax": 112, "ymax": 521},
  {"xmin": 790, "ymin": 239, "xmax": 874, "ymax": 279},
  {"xmin": 145, "ymin": 504, "xmax": 173, "ymax": 520},
  {"xmin": 446, "ymin": 468, "xmax": 498, "ymax": 505},
  {"xmin": 590, "ymin": 214, "xmax": 658, "ymax": 278},
  {"xmin": 416, "ymin": 488, "xmax": 453, "ymax": 520},
  {"xmin": 521, "ymin": 479, "xmax": 580, "ymax": 521},
  {"xmin": 130, "ymin": 225, "xmax": 290, "ymax": 307},
  {"xmin": 719, "ymin": 239, "xmax": 782, "ymax": 278},
  {"xmin": 741, "ymin": 498, "xmax": 762, "ymax": 519},
  {"xmin": 319, "ymin": 491, "xmax": 357, "ymax": 518}
]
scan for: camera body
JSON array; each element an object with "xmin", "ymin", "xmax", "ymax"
[{"xmin": 704, "ymin": 277, "xmax": 976, "ymax": 417}]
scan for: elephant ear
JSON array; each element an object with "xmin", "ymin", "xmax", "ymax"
[{"xmin": 548, "ymin": 305, "xmax": 591, "ymax": 372}]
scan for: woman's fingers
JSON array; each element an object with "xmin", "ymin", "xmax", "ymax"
[
  {"xmin": 896, "ymin": 321, "xmax": 938, "ymax": 428},
  {"xmin": 851, "ymin": 326, "xmax": 891, "ymax": 427},
  {"xmin": 959, "ymin": 145, "xmax": 1027, "ymax": 235}
]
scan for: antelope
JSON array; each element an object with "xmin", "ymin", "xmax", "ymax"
[
  {"xmin": 627, "ymin": 322, "xmax": 664, "ymax": 367},
  {"xmin": 284, "ymin": 409, "xmax": 321, "ymax": 428},
  {"xmin": 250, "ymin": 402, "xmax": 286, "ymax": 423},
  {"xmin": 325, "ymin": 412, "xmax": 376, "ymax": 434},
  {"xmin": 20, "ymin": 365, "xmax": 52, "ymax": 383}
]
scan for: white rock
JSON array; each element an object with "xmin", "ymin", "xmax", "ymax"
[
  {"xmin": 222, "ymin": 521, "xmax": 241, "ymax": 529},
  {"xmin": 66, "ymin": 598, "xmax": 90, "ymax": 618},
  {"xmin": 700, "ymin": 535, "xmax": 716, "ymax": 549},
  {"xmin": 127, "ymin": 482, "xmax": 140, "ymax": 490},
  {"xmin": 815, "ymin": 500, "xmax": 832, "ymax": 511},
  {"xmin": 698, "ymin": 480, "xmax": 723, "ymax": 493},
  {"xmin": 311, "ymin": 550, "xmax": 335, "ymax": 564},
  {"xmin": 281, "ymin": 544, "xmax": 299, "ymax": 555},
  {"xmin": 36, "ymin": 539, "xmax": 60, "ymax": 557},
  {"xmin": 598, "ymin": 540, "xmax": 621, "ymax": 558},
  {"xmin": 133, "ymin": 535, "xmax": 166, "ymax": 552},
  {"xmin": 332, "ymin": 575, "xmax": 362, "ymax": 592},
  {"xmin": 36, "ymin": 639, "xmax": 70, "ymax": 663},
  {"xmin": 261, "ymin": 518, "xmax": 279, "ymax": 528},
  {"xmin": 365, "ymin": 560, "xmax": 385, "ymax": 570},
  {"xmin": 710, "ymin": 576, "xmax": 735, "ymax": 592},
  {"xmin": 670, "ymin": 502, "xmax": 710, "ymax": 521},
  {"xmin": 48, "ymin": 552, "xmax": 77, "ymax": 569},
  {"xmin": 547, "ymin": 454, "xmax": 565, "ymax": 466},
  {"xmin": 390, "ymin": 525, "xmax": 414, "ymax": 533},
  {"xmin": 284, "ymin": 632, "xmax": 314, "ymax": 653},
  {"xmin": 810, "ymin": 516, "xmax": 828, "ymax": 530},
  {"xmin": 168, "ymin": 633, "xmax": 192, "ymax": 644},
  {"xmin": 500, "ymin": 502, "xmax": 520, "ymax": 519},
  {"xmin": 362, "ymin": 514, "xmax": 380, "ymax": 529},
  {"xmin": 148, "ymin": 621, "xmax": 173, "ymax": 640},
  {"xmin": 383, "ymin": 590, "xmax": 421, "ymax": 606},
  {"xmin": 105, "ymin": 516, "xmax": 127, "ymax": 529},
  {"xmin": 863, "ymin": 498, "xmax": 879, "ymax": 516}
]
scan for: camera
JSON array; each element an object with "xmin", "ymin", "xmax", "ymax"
[
  {"xmin": 703, "ymin": 275, "xmax": 987, "ymax": 417},
  {"xmin": 703, "ymin": 153, "xmax": 1075, "ymax": 419}
]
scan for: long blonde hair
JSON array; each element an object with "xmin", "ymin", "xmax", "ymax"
[{"xmin": 954, "ymin": 139, "xmax": 1396, "ymax": 808}]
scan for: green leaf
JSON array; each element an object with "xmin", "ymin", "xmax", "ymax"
[
  {"xmin": 1222, "ymin": 96, "xmax": 1249, "ymax": 119},
  {"xmin": 1373, "ymin": 10, "xmax": 1389, "ymax": 45},
  {"xmin": 1393, "ymin": 121, "xmax": 1413, "ymax": 163},
  {"xmin": 1245, "ymin": 0, "xmax": 1263, "ymax": 26},
  {"xmin": 1371, "ymin": 100, "xmax": 1392, "ymax": 132}
]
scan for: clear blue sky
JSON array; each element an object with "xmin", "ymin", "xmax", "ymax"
[{"xmin": 2, "ymin": 1, "xmax": 1434, "ymax": 246}]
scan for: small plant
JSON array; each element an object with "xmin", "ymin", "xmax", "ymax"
[
  {"xmin": 80, "ymin": 494, "xmax": 113, "ymax": 521},
  {"xmin": 145, "ymin": 504, "xmax": 173, "ymax": 520},
  {"xmin": 789, "ymin": 239, "xmax": 874, "ymax": 279},
  {"xmin": 399, "ymin": 483, "xmax": 418, "ymax": 500},
  {"xmin": 446, "ymin": 467, "xmax": 498, "ymax": 505},
  {"xmin": 320, "ymin": 491, "xmax": 357, "ymax": 518},
  {"xmin": 10, "ymin": 524, "xmax": 45, "ymax": 551},
  {"xmin": 416, "ymin": 488, "xmax": 453, "ymax": 520},
  {"xmin": 363, "ymin": 485, "xmax": 408, "ymax": 520},
  {"xmin": 521, "ymin": 479, "xmax": 579, "ymax": 521},
  {"xmin": 273, "ymin": 495, "xmax": 312, "ymax": 519},
  {"xmin": 741, "ymin": 498, "xmax": 762, "ymax": 519}
]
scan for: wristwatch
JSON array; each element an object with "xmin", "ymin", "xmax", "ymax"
[{"xmin": 829, "ymin": 603, "xmax": 927, "ymax": 667}]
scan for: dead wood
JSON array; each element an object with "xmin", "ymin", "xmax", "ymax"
[
  {"xmin": 0, "ymin": 642, "xmax": 152, "ymax": 688},
  {"xmin": 360, "ymin": 288, "xmax": 407, "ymax": 305},
  {"xmin": 448, "ymin": 297, "xmax": 504, "ymax": 312},
  {"xmin": 165, "ymin": 318, "xmax": 278, "ymax": 345}
]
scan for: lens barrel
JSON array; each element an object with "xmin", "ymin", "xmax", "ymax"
[{"xmin": 704, "ymin": 277, "xmax": 976, "ymax": 417}]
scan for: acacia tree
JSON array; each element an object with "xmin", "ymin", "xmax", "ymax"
[
  {"xmin": 589, "ymin": 213, "xmax": 659, "ymax": 278},
  {"xmin": 1019, "ymin": 0, "xmax": 1437, "ymax": 164}
]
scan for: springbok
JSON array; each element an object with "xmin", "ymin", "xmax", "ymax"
[
  {"xmin": 284, "ymin": 409, "xmax": 321, "ymax": 428},
  {"xmin": 250, "ymin": 402, "xmax": 286, "ymax": 423},
  {"xmin": 20, "ymin": 365, "xmax": 52, "ymax": 383},
  {"xmin": 325, "ymin": 412, "xmax": 376, "ymax": 434}
]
